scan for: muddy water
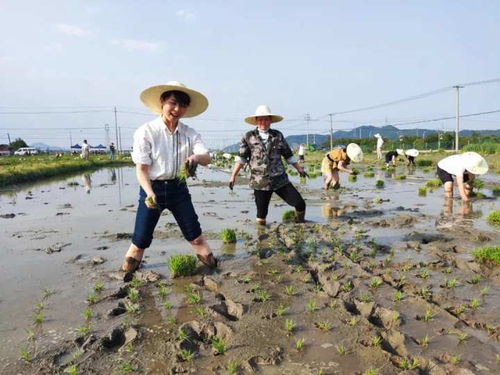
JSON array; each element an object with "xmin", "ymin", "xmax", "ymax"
[{"xmin": 0, "ymin": 164, "xmax": 498, "ymax": 369}]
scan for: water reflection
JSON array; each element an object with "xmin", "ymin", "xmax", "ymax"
[
  {"xmin": 109, "ymin": 168, "xmax": 117, "ymax": 184},
  {"xmin": 81, "ymin": 173, "xmax": 92, "ymax": 194},
  {"xmin": 321, "ymin": 203, "xmax": 343, "ymax": 220},
  {"xmin": 437, "ymin": 198, "xmax": 477, "ymax": 228},
  {"xmin": 220, "ymin": 243, "xmax": 237, "ymax": 257}
]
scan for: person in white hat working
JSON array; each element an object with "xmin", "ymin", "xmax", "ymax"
[
  {"xmin": 405, "ymin": 149, "xmax": 419, "ymax": 166},
  {"xmin": 121, "ymin": 81, "xmax": 217, "ymax": 273},
  {"xmin": 437, "ymin": 152, "xmax": 489, "ymax": 202},
  {"xmin": 374, "ymin": 133, "xmax": 384, "ymax": 160},
  {"xmin": 228, "ymin": 105, "xmax": 308, "ymax": 224},
  {"xmin": 321, "ymin": 143, "xmax": 364, "ymax": 190},
  {"xmin": 385, "ymin": 149, "xmax": 404, "ymax": 167}
]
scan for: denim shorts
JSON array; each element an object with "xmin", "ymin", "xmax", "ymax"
[{"xmin": 131, "ymin": 180, "xmax": 202, "ymax": 249}]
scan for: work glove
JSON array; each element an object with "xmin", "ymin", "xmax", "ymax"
[
  {"xmin": 229, "ymin": 181, "xmax": 234, "ymax": 191},
  {"xmin": 185, "ymin": 159, "xmax": 198, "ymax": 178},
  {"xmin": 299, "ymin": 171, "xmax": 309, "ymax": 179}
]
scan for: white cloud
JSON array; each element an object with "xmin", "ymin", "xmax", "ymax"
[
  {"xmin": 175, "ymin": 9, "xmax": 197, "ymax": 22},
  {"xmin": 45, "ymin": 42, "xmax": 64, "ymax": 52},
  {"xmin": 111, "ymin": 39, "xmax": 162, "ymax": 52},
  {"xmin": 56, "ymin": 24, "xmax": 90, "ymax": 37}
]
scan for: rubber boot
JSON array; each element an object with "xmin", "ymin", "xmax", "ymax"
[{"xmin": 295, "ymin": 210, "xmax": 306, "ymax": 223}]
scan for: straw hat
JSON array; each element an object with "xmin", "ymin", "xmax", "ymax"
[
  {"xmin": 140, "ymin": 81, "xmax": 208, "ymax": 118},
  {"xmin": 396, "ymin": 149, "xmax": 404, "ymax": 156},
  {"xmin": 405, "ymin": 149, "xmax": 419, "ymax": 157},
  {"xmin": 374, "ymin": 133, "xmax": 381, "ymax": 138},
  {"xmin": 245, "ymin": 105, "xmax": 284, "ymax": 125},
  {"xmin": 462, "ymin": 152, "xmax": 488, "ymax": 175},
  {"xmin": 346, "ymin": 143, "xmax": 363, "ymax": 163}
]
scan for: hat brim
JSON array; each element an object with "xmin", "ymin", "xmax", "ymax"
[
  {"xmin": 245, "ymin": 114, "xmax": 283, "ymax": 125},
  {"xmin": 466, "ymin": 166, "xmax": 488, "ymax": 175},
  {"xmin": 140, "ymin": 84, "xmax": 208, "ymax": 118},
  {"xmin": 346, "ymin": 143, "xmax": 364, "ymax": 163},
  {"xmin": 405, "ymin": 149, "xmax": 419, "ymax": 157}
]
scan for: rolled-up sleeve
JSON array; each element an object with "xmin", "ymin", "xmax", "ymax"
[
  {"xmin": 191, "ymin": 130, "xmax": 208, "ymax": 155},
  {"xmin": 132, "ymin": 127, "xmax": 152, "ymax": 165}
]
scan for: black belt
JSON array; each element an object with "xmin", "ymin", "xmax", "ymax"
[{"xmin": 152, "ymin": 178, "xmax": 181, "ymax": 184}]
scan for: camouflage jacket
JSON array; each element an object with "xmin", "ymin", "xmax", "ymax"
[{"xmin": 239, "ymin": 129, "xmax": 296, "ymax": 191}]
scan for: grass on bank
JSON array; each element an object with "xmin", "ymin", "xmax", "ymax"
[
  {"xmin": 0, "ymin": 154, "xmax": 132, "ymax": 187},
  {"xmin": 471, "ymin": 246, "xmax": 500, "ymax": 266}
]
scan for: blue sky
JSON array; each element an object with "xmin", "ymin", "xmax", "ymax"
[{"xmin": 0, "ymin": 0, "xmax": 499, "ymax": 148}]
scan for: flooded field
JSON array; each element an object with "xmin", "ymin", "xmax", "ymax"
[{"xmin": 1, "ymin": 163, "xmax": 498, "ymax": 374}]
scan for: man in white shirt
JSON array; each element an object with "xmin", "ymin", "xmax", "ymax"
[
  {"xmin": 81, "ymin": 140, "xmax": 90, "ymax": 160},
  {"xmin": 436, "ymin": 152, "xmax": 488, "ymax": 201},
  {"xmin": 122, "ymin": 81, "xmax": 217, "ymax": 273},
  {"xmin": 374, "ymin": 133, "xmax": 384, "ymax": 160}
]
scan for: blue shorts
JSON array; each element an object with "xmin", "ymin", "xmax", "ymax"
[{"xmin": 131, "ymin": 180, "xmax": 202, "ymax": 249}]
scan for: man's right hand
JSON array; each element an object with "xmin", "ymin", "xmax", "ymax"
[{"xmin": 145, "ymin": 194, "xmax": 159, "ymax": 209}]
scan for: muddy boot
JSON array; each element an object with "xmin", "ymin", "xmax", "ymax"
[{"xmin": 295, "ymin": 210, "xmax": 306, "ymax": 223}]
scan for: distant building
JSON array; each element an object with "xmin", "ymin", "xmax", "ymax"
[{"xmin": 0, "ymin": 144, "xmax": 11, "ymax": 156}]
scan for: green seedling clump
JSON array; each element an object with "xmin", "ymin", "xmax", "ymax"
[
  {"xmin": 219, "ymin": 228, "xmax": 237, "ymax": 243},
  {"xmin": 470, "ymin": 178, "xmax": 484, "ymax": 190},
  {"xmin": 471, "ymin": 246, "xmax": 500, "ymax": 266},
  {"xmin": 486, "ymin": 210, "xmax": 500, "ymax": 227},
  {"xmin": 167, "ymin": 254, "xmax": 198, "ymax": 277},
  {"xmin": 492, "ymin": 186, "xmax": 500, "ymax": 196},
  {"xmin": 145, "ymin": 196, "xmax": 160, "ymax": 209},
  {"xmin": 416, "ymin": 159, "xmax": 433, "ymax": 167},
  {"xmin": 363, "ymin": 171, "xmax": 375, "ymax": 178},
  {"xmin": 348, "ymin": 174, "xmax": 357, "ymax": 182},
  {"xmin": 282, "ymin": 210, "xmax": 296, "ymax": 223},
  {"xmin": 375, "ymin": 180, "xmax": 384, "ymax": 188},
  {"xmin": 426, "ymin": 179, "xmax": 442, "ymax": 188},
  {"xmin": 395, "ymin": 174, "xmax": 406, "ymax": 180},
  {"xmin": 418, "ymin": 187, "xmax": 427, "ymax": 196}
]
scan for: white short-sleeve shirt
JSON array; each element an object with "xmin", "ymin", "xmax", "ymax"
[
  {"xmin": 132, "ymin": 117, "xmax": 208, "ymax": 180},
  {"xmin": 437, "ymin": 154, "xmax": 466, "ymax": 177}
]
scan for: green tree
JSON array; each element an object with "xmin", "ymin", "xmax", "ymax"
[{"xmin": 10, "ymin": 138, "xmax": 28, "ymax": 151}]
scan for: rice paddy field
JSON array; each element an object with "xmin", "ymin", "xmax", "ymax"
[{"xmin": 0, "ymin": 153, "xmax": 499, "ymax": 374}]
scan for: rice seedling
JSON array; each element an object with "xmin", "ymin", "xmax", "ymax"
[
  {"xmin": 369, "ymin": 277, "xmax": 382, "ymax": 289},
  {"xmin": 399, "ymin": 358, "xmax": 419, "ymax": 370},
  {"xmin": 419, "ymin": 287, "xmax": 431, "ymax": 299},
  {"xmin": 402, "ymin": 263, "xmax": 412, "ymax": 272},
  {"xmin": 373, "ymin": 197, "xmax": 383, "ymax": 204},
  {"xmin": 163, "ymin": 301, "xmax": 173, "ymax": 310},
  {"xmin": 443, "ymin": 266, "xmax": 452, "ymax": 274},
  {"xmin": 455, "ymin": 304, "xmax": 466, "ymax": 315},
  {"xmin": 282, "ymin": 285, "xmax": 297, "ymax": 298},
  {"xmin": 419, "ymin": 269, "xmax": 430, "ymax": 279},
  {"xmin": 86, "ymin": 293, "xmax": 98, "ymax": 305},
  {"xmin": 375, "ymin": 179, "xmax": 384, "ymax": 188},
  {"xmin": 470, "ymin": 178, "xmax": 484, "ymax": 190},
  {"xmin": 284, "ymin": 319, "xmax": 296, "ymax": 333},
  {"xmin": 71, "ymin": 348, "xmax": 84, "ymax": 361},
  {"xmin": 93, "ymin": 281, "xmax": 104, "ymax": 293},
  {"xmin": 158, "ymin": 284, "xmax": 171, "ymax": 299},
  {"xmin": 363, "ymin": 369, "xmax": 378, "ymax": 375},
  {"xmin": 470, "ymin": 298, "xmax": 480, "ymax": 310},
  {"xmin": 444, "ymin": 278, "xmax": 458, "ymax": 289},
  {"xmin": 119, "ymin": 361, "xmax": 135, "ymax": 372},
  {"xmin": 127, "ymin": 288, "xmax": 140, "ymax": 302},
  {"xmin": 186, "ymin": 291, "xmax": 202, "ymax": 305},
  {"xmin": 177, "ymin": 327, "xmax": 190, "ymax": 342},
  {"xmin": 315, "ymin": 320, "xmax": 332, "ymax": 332},
  {"xmin": 391, "ymin": 312, "xmax": 400, "ymax": 323},
  {"xmin": 455, "ymin": 331, "xmax": 469, "ymax": 343},
  {"xmin": 124, "ymin": 300, "xmax": 140, "ymax": 314},
  {"xmin": 342, "ymin": 280, "xmax": 353, "ymax": 292},
  {"xmin": 76, "ymin": 326, "xmax": 91, "ymax": 336},
  {"xmin": 82, "ymin": 307, "xmax": 93, "ymax": 322},
  {"xmin": 306, "ymin": 300, "xmax": 319, "ymax": 312},
  {"xmin": 360, "ymin": 293, "xmax": 372, "ymax": 303},
  {"xmin": 416, "ymin": 159, "xmax": 433, "ymax": 167},
  {"xmin": 42, "ymin": 288, "xmax": 56, "ymax": 300},
  {"xmin": 313, "ymin": 284, "xmax": 323, "ymax": 293},
  {"xmin": 393, "ymin": 290, "xmax": 404, "ymax": 302},
  {"xmin": 450, "ymin": 355, "xmax": 461, "ymax": 364},
  {"xmin": 226, "ymin": 360, "xmax": 239, "ymax": 374},
  {"xmin": 469, "ymin": 274, "xmax": 481, "ymax": 284},
  {"xmin": 328, "ymin": 301, "xmax": 338, "ymax": 310},
  {"xmin": 418, "ymin": 335, "xmax": 429, "ymax": 347},
  {"xmin": 363, "ymin": 171, "xmax": 375, "ymax": 178},
  {"xmin": 167, "ymin": 254, "xmax": 197, "ymax": 277},
  {"xmin": 394, "ymin": 174, "xmax": 406, "ymax": 180},
  {"xmin": 472, "ymin": 245, "xmax": 500, "ymax": 265},
  {"xmin": 276, "ymin": 304, "xmax": 288, "ymax": 317},
  {"xmin": 211, "ymin": 336, "xmax": 226, "ymax": 355},
  {"xmin": 179, "ymin": 349, "xmax": 194, "ymax": 362},
  {"xmin": 282, "ymin": 210, "xmax": 296, "ymax": 223},
  {"xmin": 418, "ymin": 186, "xmax": 427, "ymax": 196},
  {"xmin": 425, "ymin": 179, "xmax": 442, "ymax": 188},
  {"xmin": 19, "ymin": 347, "xmax": 32, "ymax": 362},
  {"xmin": 255, "ymin": 289, "xmax": 271, "ymax": 302},
  {"xmin": 35, "ymin": 301, "xmax": 44, "ymax": 311},
  {"xmin": 64, "ymin": 365, "xmax": 78, "ymax": 375},
  {"xmin": 192, "ymin": 306, "xmax": 208, "ymax": 317},
  {"xmin": 348, "ymin": 174, "xmax": 357, "ymax": 182},
  {"xmin": 492, "ymin": 186, "xmax": 500, "ymax": 196},
  {"xmin": 129, "ymin": 278, "xmax": 143, "ymax": 289},
  {"xmin": 371, "ymin": 336, "xmax": 382, "ymax": 347},
  {"xmin": 480, "ymin": 286, "xmax": 489, "ymax": 296},
  {"xmin": 25, "ymin": 327, "xmax": 36, "ymax": 341},
  {"xmin": 347, "ymin": 317, "xmax": 358, "ymax": 327},
  {"xmin": 33, "ymin": 310, "xmax": 43, "ymax": 325},
  {"xmin": 336, "ymin": 343, "xmax": 347, "ymax": 355},
  {"xmin": 219, "ymin": 228, "xmax": 237, "ymax": 243},
  {"xmin": 423, "ymin": 309, "xmax": 434, "ymax": 322}
]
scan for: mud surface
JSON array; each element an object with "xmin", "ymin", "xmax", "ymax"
[{"xmin": 1, "ymin": 164, "xmax": 499, "ymax": 374}]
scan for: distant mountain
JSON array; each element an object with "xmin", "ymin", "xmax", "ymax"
[
  {"xmin": 30, "ymin": 142, "xmax": 69, "ymax": 151},
  {"xmin": 222, "ymin": 125, "xmax": 499, "ymax": 151}
]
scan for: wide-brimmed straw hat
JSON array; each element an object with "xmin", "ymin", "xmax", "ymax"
[
  {"xmin": 245, "ymin": 105, "xmax": 284, "ymax": 125},
  {"xmin": 374, "ymin": 133, "xmax": 382, "ymax": 138},
  {"xmin": 346, "ymin": 143, "xmax": 363, "ymax": 163},
  {"xmin": 140, "ymin": 81, "xmax": 208, "ymax": 118},
  {"xmin": 462, "ymin": 152, "xmax": 488, "ymax": 175},
  {"xmin": 396, "ymin": 149, "xmax": 404, "ymax": 156},
  {"xmin": 405, "ymin": 149, "xmax": 419, "ymax": 157}
]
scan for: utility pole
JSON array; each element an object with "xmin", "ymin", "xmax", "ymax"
[
  {"xmin": 305, "ymin": 113, "xmax": 310, "ymax": 147},
  {"xmin": 69, "ymin": 130, "xmax": 72, "ymax": 148},
  {"xmin": 114, "ymin": 106, "xmax": 119, "ymax": 152},
  {"xmin": 453, "ymin": 85, "xmax": 463, "ymax": 152},
  {"xmin": 328, "ymin": 114, "xmax": 334, "ymax": 150},
  {"xmin": 104, "ymin": 124, "xmax": 110, "ymax": 149},
  {"xmin": 118, "ymin": 126, "xmax": 122, "ymax": 152},
  {"xmin": 7, "ymin": 133, "xmax": 11, "ymax": 145}
]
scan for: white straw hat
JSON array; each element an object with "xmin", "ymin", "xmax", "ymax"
[
  {"xmin": 346, "ymin": 143, "xmax": 363, "ymax": 163},
  {"xmin": 405, "ymin": 149, "xmax": 419, "ymax": 157},
  {"xmin": 374, "ymin": 133, "xmax": 381, "ymax": 138},
  {"xmin": 245, "ymin": 105, "xmax": 284, "ymax": 125},
  {"xmin": 396, "ymin": 149, "xmax": 404, "ymax": 156},
  {"xmin": 140, "ymin": 81, "xmax": 208, "ymax": 118},
  {"xmin": 462, "ymin": 152, "xmax": 488, "ymax": 175}
]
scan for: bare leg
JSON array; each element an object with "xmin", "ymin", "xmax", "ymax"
[
  {"xmin": 189, "ymin": 234, "xmax": 212, "ymax": 257},
  {"xmin": 331, "ymin": 169, "xmax": 340, "ymax": 188},
  {"xmin": 443, "ymin": 181, "xmax": 453, "ymax": 198},
  {"xmin": 324, "ymin": 172, "xmax": 333, "ymax": 190},
  {"xmin": 122, "ymin": 243, "xmax": 145, "ymax": 272}
]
